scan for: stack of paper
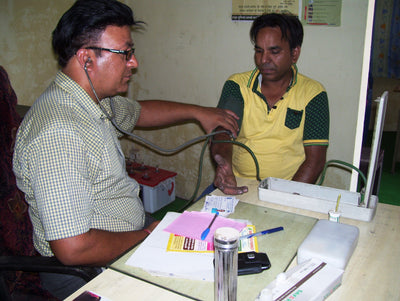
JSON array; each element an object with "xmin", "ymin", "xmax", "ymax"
[
  {"xmin": 125, "ymin": 211, "xmax": 248, "ymax": 281},
  {"xmin": 164, "ymin": 211, "xmax": 246, "ymax": 243},
  {"xmin": 166, "ymin": 224, "xmax": 257, "ymax": 253}
]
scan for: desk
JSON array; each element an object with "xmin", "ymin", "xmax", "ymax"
[
  {"xmin": 109, "ymin": 201, "xmax": 316, "ymax": 300},
  {"xmin": 232, "ymin": 178, "xmax": 400, "ymax": 300},
  {"xmin": 65, "ymin": 269, "xmax": 192, "ymax": 301},
  {"xmin": 67, "ymin": 178, "xmax": 400, "ymax": 300}
]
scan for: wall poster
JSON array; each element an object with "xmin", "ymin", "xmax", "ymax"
[
  {"xmin": 232, "ymin": 0, "xmax": 300, "ymax": 21},
  {"xmin": 232, "ymin": 0, "xmax": 342, "ymax": 26},
  {"xmin": 301, "ymin": 0, "xmax": 342, "ymax": 26}
]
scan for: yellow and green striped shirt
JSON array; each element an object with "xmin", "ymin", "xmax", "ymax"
[{"xmin": 217, "ymin": 65, "xmax": 329, "ymax": 180}]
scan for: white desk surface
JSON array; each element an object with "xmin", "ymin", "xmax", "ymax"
[
  {"xmin": 65, "ymin": 268, "xmax": 193, "ymax": 301},
  {"xmin": 66, "ymin": 178, "xmax": 400, "ymax": 300}
]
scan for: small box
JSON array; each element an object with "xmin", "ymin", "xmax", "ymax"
[
  {"xmin": 256, "ymin": 258, "xmax": 343, "ymax": 301},
  {"xmin": 127, "ymin": 162, "xmax": 177, "ymax": 213}
]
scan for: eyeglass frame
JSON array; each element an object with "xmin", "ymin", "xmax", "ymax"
[{"xmin": 85, "ymin": 46, "xmax": 135, "ymax": 61}]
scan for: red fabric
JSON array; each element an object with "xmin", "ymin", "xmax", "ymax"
[
  {"xmin": 0, "ymin": 66, "xmax": 21, "ymax": 201},
  {"xmin": 0, "ymin": 66, "xmax": 57, "ymax": 300},
  {"xmin": 0, "ymin": 65, "xmax": 34, "ymax": 258}
]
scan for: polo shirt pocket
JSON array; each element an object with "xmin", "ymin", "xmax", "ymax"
[{"xmin": 285, "ymin": 108, "xmax": 303, "ymax": 129}]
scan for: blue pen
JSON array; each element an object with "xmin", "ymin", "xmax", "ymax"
[
  {"xmin": 200, "ymin": 212, "xmax": 219, "ymax": 240},
  {"xmin": 239, "ymin": 226, "xmax": 284, "ymax": 240}
]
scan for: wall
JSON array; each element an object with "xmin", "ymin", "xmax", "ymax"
[
  {"xmin": 0, "ymin": 0, "xmax": 372, "ymax": 199},
  {"xmin": 0, "ymin": 0, "xmax": 75, "ymax": 103},
  {"xmin": 124, "ymin": 0, "xmax": 372, "ymax": 196}
]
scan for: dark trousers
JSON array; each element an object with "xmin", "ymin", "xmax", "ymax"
[
  {"xmin": 40, "ymin": 268, "xmax": 102, "ymax": 300},
  {"xmin": 40, "ymin": 213, "xmax": 156, "ymax": 299}
]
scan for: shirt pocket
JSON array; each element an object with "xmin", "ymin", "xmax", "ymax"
[{"xmin": 285, "ymin": 108, "xmax": 303, "ymax": 129}]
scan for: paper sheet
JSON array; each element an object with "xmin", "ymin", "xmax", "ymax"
[
  {"xmin": 202, "ymin": 195, "xmax": 240, "ymax": 216},
  {"xmin": 166, "ymin": 225, "xmax": 258, "ymax": 253},
  {"xmin": 164, "ymin": 211, "xmax": 246, "ymax": 243}
]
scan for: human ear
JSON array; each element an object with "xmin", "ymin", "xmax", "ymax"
[
  {"xmin": 76, "ymin": 48, "xmax": 93, "ymax": 71},
  {"xmin": 291, "ymin": 46, "xmax": 301, "ymax": 64}
]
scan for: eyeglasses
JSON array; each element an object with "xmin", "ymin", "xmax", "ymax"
[{"xmin": 85, "ymin": 46, "xmax": 135, "ymax": 61}]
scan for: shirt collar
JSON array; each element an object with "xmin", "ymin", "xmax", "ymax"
[
  {"xmin": 253, "ymin": 63, "xmax": 298, "ymax": 93},
  {"xmin": 55, "ymin": 71, "xmax": 105, "ymax": 119}
]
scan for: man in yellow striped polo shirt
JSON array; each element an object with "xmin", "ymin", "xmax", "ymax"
[{"xmin": 211, "ymin": 13, "xmax": 329, "ymax": 195}]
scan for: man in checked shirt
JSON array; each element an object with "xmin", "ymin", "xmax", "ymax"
[{"xmin": 13, "ymin": 0, "xmax": 239, "ymax": 298}]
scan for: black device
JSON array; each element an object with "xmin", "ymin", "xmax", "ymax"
[{"xmin": 238, "ymin": 251, "xmax": 271, "ymax": 275}]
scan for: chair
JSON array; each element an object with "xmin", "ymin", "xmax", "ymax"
[{"xmin": 0, "ymin": 66, "xmax": 99, "ymax": 300}]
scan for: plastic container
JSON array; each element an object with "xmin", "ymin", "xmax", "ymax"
[
  {"xmin": 127, "ymin": 162, "xmax": 177, "ymax": 213},
  {"xmin": 328, "ymin": 210, "xmax": 341, "ymax": 222},
  {"xmin": 297, "ymin": 220, "xmax": 359, "ymax": 270}
]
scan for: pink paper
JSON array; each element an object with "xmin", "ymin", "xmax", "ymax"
[{"xmin": 164, "ymin": 211, "xmax": 246, "ymax": 243}]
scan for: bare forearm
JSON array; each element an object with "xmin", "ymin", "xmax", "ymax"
[
  {"xmin": 69, "ymin": 229, "xmax": 146, "ymax": 265},
  {"xmin": 292, "ymin": 145, "xmax": 327, "ymax": 184},
  {"xmin": 211, "ymin": 130, "xmax": 248, "ymax": 195},
  {"xmin": 50, "ymin": 222, "xmax": 159, "ymax": 266},
  {"xmin": 292, "ymin": 161, "xmax": 323, "ymax": 184},
  {"xmin": 211, "ymin": 131, "xmax": 233, "ymax": 165},
  {"xmin": 292, "ymin": 154, "xmax": 326, "ymax": 183},
  {"xmin": 137, "ymin": 100, "xmax": 239, "ymax": 135},
  {"xmin": 137, "ymin": 100, "xmax": 200, "ymax": 127}
]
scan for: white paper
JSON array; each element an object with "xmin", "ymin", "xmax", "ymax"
[
  {"xmin": 125, "ymin": 212, "xmax": 214, "ymax": 281},
  {"xmin": 201, "ymin": 195, "xmax": 240, "ymax": 217}
]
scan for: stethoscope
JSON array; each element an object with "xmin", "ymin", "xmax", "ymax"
[
  {"xmin": 83, "ymin": 59, "xmax": 261, "ymax": 206},
  {"xmin": 83, "ymin": 60, "xmax": 231, "ymax": 154}
]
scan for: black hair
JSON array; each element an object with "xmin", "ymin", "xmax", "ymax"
[
  {"xmin": 249, "ymin": 13, "xmax": 303, "ymax": 51},
  {"xmin": 52, "ymin": 0, "xmax": 142, "ymax": 67}
]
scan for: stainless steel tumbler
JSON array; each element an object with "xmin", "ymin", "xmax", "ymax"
[{"xmin": 214, "ymin": 227, "xmax": 240, "ymax": 301}]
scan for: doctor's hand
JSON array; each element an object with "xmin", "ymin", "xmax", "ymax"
[
  {"xmin": 213, "ymin": 154, "xmax": 248, "ymax": 195},
  {"xmin": 196, "ymin": 108, "xmax": 239, "ymax": 138}
]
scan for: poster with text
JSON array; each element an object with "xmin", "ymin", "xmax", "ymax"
[
  {"xmin": 301, "ymin": 0, "xmax": 342, "ymax": 26},
  {"xmin": 232, "ymin": 0, "xmax": 299, "ymax": 21}
]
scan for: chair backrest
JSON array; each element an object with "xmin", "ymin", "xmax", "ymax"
[
  {"xmin": 0, "ymin": 66, "xmax": 36, "ymax": 258},
  {"xmin": 0, "ymin": 66, "xmax": 54, "ymax": 299}
]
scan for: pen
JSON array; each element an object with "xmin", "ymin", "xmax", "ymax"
[
  {"xmin": 239, "ymin": 226, "xmax": 284, "ymax": 240},
  {"xmin": 335, "ymin": 194, "xmax": 341, "ymax": 212},
  {"xmin": 200, "ymin": 213, "xmax": 219, "ymax": 240}
]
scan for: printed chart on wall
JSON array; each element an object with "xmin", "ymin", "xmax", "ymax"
[
  {"xmin": 301, "ymin": 0, "xmax": 342, "ymax": 26},
  {"xmin": 232, "ymin": 0, "xmax": 300, "ymax": 21}
]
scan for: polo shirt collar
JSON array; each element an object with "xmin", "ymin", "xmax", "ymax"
[{"xmin": 252, "ymin": 63, "xmax": 299, "ymax": 93}]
